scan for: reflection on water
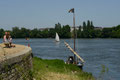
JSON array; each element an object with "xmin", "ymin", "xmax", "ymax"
[
  {"xmin": 0, "ymin": 38, "xmax": 120, "ymax": 80},
  {"xmin": 55, "ymin": 41, "xmax": 60, "ymax": 46}
]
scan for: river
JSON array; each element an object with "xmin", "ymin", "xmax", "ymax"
[{"xmin": 0, "ymin": 38, "xmax": 120, "ymax": 80}]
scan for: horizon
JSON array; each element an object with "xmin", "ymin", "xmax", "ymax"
[
  {"xmin": 0, "ymin": 0, "xmax": 120, "ymax": 30},
  {"xmin": 0, "ymin": 24, "xmax": 113, "ymax": 31}
]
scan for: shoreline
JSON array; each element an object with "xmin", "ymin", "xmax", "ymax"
[
  {"xmin": 1, "ymin": 38, "xmax": 120, "ymax": 39},
  {"xmin": 33, "ymin": 57, "xmax": 95, "ymax": 80}
]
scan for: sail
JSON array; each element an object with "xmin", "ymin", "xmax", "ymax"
[{"xmin": 55, "ymin": 33, "xmax": 60, "ymax": 42}]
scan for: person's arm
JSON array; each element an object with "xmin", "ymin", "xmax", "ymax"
[
  {"xmin": 8, "ymin": 36, "xmax": 12, "ymax": 42},
  {"xmin": 9, "ymin": 38, "xmax": 12, "ymax": 42},
  {"xmin": 3, "ymin": 35, "xmax": 6, "ymax": 42}
]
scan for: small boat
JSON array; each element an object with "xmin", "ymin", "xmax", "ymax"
[
  {"xmin": 66, "ymin": 56, "xmax": 83, "ymax": 69},
  {"xmin": 64, "ymin": 8, "xmax": 84, "ymax": 69},
  {"xmin": 64, "ymin": 41, "xmax": 84, "ymax": 69},
  {"xmin": 55, "ymin": 32, "xmax": 60, "ymax": 42}
]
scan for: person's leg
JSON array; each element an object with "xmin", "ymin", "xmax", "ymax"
[
  {"xmin": 9, "ymin": 42, "xmax": 12, "ymax": 47},
  {"xmin": 4, "ymin": 43, "xmax": 9, "ymax": 48}
]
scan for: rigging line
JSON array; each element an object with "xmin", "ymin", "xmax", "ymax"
[
  {"xmin": 75, "ymin": 28, "xmax": 79, "ymax": 62},
  {"xmin": 70, "ymin": 26, "xmax": 73, "ymax": 52},
  {"xmin": 70, "ymin": 29, "xmax": 74, "ymax": 57}
]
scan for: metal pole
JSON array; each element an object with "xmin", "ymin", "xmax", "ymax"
[{"xmin": 73, "ymin": 10, "xmax": 76, "ymax": 63}]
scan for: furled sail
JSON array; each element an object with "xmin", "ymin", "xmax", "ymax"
[{"xmin": 64, "ymin": 41, "xmax": 85, "ymax": 63}]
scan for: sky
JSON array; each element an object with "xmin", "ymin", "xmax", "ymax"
[{"xmin": 0, "ymin": 0, "xmax": 120, "ymax": 30}]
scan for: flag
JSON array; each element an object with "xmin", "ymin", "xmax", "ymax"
[{"xmin": 68, "ymin": 8, "xmax": 74, "ymax": 13}]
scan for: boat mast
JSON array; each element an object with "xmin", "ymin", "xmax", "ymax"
[
  {"xmin": 69, "ymin": 8, "xmax": 76, "ymax": 63},
  {"xmin": 73, "ymin": 9, "xmax": 76, "ymax": 63}
]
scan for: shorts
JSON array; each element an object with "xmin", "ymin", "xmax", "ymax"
[{"xmin": 4, "ymin": 41, "xmax": 9, "ymax": 45}]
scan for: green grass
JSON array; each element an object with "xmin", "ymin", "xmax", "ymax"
[{"xmin": 33, "ymin": 57, "xmax": 95, "ymax": 80}]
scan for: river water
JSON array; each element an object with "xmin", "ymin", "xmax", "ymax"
[{"xmin": 0, "ymin": 39, "xmax": 120, "ymax": 80}]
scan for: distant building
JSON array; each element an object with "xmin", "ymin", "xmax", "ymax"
[
  {"xmin": 39, "ymin": 28, "xmax": 46, "ymax": 31},
  {"xmin": 39, "ymin": 26, "xmax": 103, "ymax": 32},
  {"xmin": 39, "ymin": 28, "xmax": 54, "ymax": 31},
  {"xmin": 70, "ymin": 26, "xmax": 103, "ymax": 32},
  {"xmin": 70, "ymin": 26, "xmax": 83, "ymax": 32},
  {"xmin": 94, "ymin": 27, "xmax": 103, "ymax": 30}
]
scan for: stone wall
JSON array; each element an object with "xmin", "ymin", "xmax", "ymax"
[{"xmin": 0, "ymin": 45, "xmax": 33, "ymax": 80}]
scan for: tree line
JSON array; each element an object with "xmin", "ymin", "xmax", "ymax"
[{"xmin": 0, "ymin": 20, "xmax": 120, "ymax": 38}]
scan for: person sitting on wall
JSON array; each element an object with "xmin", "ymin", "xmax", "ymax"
[
  {"xmin": 7, "ymin": 32, "xmax": 12, "ymax": 47},
  {"xmin": 8, "ymin": 32, "xmax": 15, "ymax": 47},
  {"xmin": 3, "ymin": 32, "xmax": 10, "ymax": 47},
  {"xmin": 3, "ymin": 32, "xmax": 15, "ymax": 48}
]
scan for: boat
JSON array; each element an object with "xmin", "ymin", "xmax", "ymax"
[
  {"xmin": 64, "ymin": 8, "xmax": 84, "ymax": 69},
  {"xmin": 55, "ymin": 32, "xmax": 60, "ymax": 42},
  {"xmin": 64, "ymin": 41, "xmax": 84, "ymax": 69}
]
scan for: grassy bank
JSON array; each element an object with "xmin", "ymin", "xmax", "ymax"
[{"xmin": 33, "ymin": 57, "xmax": 95, "ymax": 80}]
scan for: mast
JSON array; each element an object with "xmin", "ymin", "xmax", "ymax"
[
  {"xmin": 69, "ymin": 8, "xmax": 76, "ymax": 63},
  {"xmin": 68, "ymin": 8, "xmax": 85, "ymax": 65},
  {"xmin": 73, "ymin": 9, "xmax": 76, "ymax": 63}
]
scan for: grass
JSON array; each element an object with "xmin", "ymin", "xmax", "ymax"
[{"xmin": 33, "ymin": 57, "xmax": 95, "ymax": 80}]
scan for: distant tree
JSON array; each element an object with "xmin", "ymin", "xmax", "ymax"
[
  {"xmin": 41, "ymin": 29, "xmax": 49, "ymax": 38},
  {"xmin": 20, "ymin": 27, "xmax": 30, "ymax": 38},
  {"xmin": 0, "ymin": 28, "xmax": 4, "ymax": 38},
  {"xmin": 111, "ymin": 25, "xmax": 120, "ymax": 38},
  {"xmin": 87, "ymin": 20, "xmax": 91, "ymax": 29},
  {"xmin": 55, "ymin": 23, "xmax": 61, "ymax": 30},
  {"xmin": 76, "ymin": 25, "xmax": 82, "ymax": 38},
  {"xmin": 55, "ymin": 23, "xmax": 62, "ymax": 37},
  {"xmin": 94, "ymin": 30, "xmax": 102, "ymax": 38},
  {"xmin": 62, "ymin": 25, "xmax": 71, "ymax": 38},
  {"xmin": 79, "ymin": 25, "xmax": 82, "ymax": 31},
  {"xmin": 83, "ymin": 21, "xmax": 89, "ymax": 38},
  {"xmin": 2, "ymin": 22, "xmax": 120, "ymax": 38},
  {"xmin": 102, "ymin": 28, "xmax": 113, "ymax": 38},
  {"xmin": 83, "ymin": 21, "xmax": 87, "ymax": 31},
  {"xmin": 49, "ymin": 28, "xmax": 55, "ymax": 38},
  {"xmin": 11, "ymin": 27, "xmax": 21, "ymax": 38},
  {"xmin": 36, "ymin": 29, "xmax": 42, "ymax": 38},
  {"xmin": 90, "ymin": 21, "xmax": 94, "ymax": 29},
  {"xmin": 77, "ymin": 20, "xmax": 96, "ymax": 38},
  {"xmin": 30, "ymin": 28, "xmax": 39, "ymax": 38}
]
